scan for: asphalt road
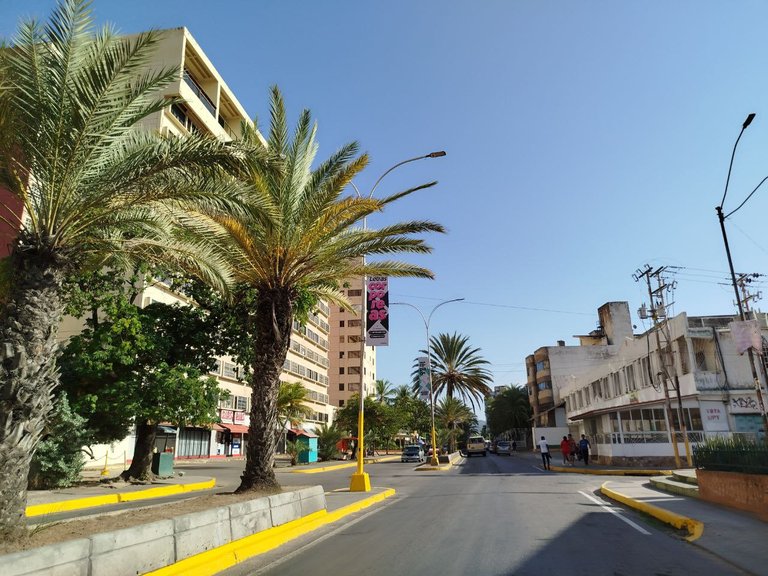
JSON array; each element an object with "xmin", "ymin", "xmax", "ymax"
[{"xmin": 217, "ymin": 453, "xmax": 746, "ymax": 576}]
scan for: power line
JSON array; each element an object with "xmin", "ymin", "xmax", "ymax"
[{"xmin": 392, "ymin": 293, "xmax": 593, "ymax": 316}]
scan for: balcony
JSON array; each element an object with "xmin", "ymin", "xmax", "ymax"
[{"xmin": 182, "ymin": 70, "xmax": 216, "ymax": 118}]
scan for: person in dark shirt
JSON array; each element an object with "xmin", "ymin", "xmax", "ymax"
[{"xmin": 579, "ymin": 434, "xmax": 591, "ymax": 466}]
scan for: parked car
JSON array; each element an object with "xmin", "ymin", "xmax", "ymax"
[
  {"xmin": 466, "ymin": 435, "xmax": 487, "ymax": 457},
  {"xmin": 496, "ymin": 440, "xmax": 512, "ymax": 455},
  {"xmin": 401, "ymin": 444, "xmax": 426, "ymax": 463}
]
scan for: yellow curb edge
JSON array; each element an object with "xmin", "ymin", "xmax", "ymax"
[
  {"xmin": 290, "ymin": 455, "xmax": 400, "ymax": 474},
  {"xmin": 550, "ymin": 466, "xmax": 675, "ymax": 476},
  {"xmin": 25, "ymin": 478, "xmax": 216, "ymax": 518},
  {"xmin": 144, "ymin": 488, "xmax": 397, "ymax": 576},
  {"xmin": 600, "ymin": 481, "xmax": 703, "ymax": 541}
]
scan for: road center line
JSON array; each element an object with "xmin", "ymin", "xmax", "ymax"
[{"xmin": 579, "ymin": 490, "xmax": 651, "ymax": 535}]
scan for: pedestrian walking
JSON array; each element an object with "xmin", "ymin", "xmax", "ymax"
[
  {"xmin": 538, "ymin": 436, "xmax": 551, "ymax": 470},
  {"xmin": 579, "ymin": 434, "xmax": 591, "ymax": 466},
  {"xmin": 567, "ymin": 433, "xmax": 578, "ymax": 466},
  {"xmin": 511, "ymin": 440, "xmax": 517, "ymax": 452},
  {"xmin": 559, "ymin": 436, "xmax": 570, "ymax": 465}
]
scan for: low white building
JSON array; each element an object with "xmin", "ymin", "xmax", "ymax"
[{"xmin": 537, "ymin": 303, "xmax": 768, "ymax": 467}]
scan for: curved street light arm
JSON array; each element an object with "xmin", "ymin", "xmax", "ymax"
[
  {"xmin": 366, "ymin": 151, "xmax": 446, "ymax": 199},
  {"xmin": 720, "ymin": 113, "xmax": 755, "ymax": 209}
]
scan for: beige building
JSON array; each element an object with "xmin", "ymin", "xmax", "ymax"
[
  {"xmin": 61, "ymin": 28, "xmax": 332, "ymax": 466},
  {"xmin": 328, "ymin": 275, "xmax": 378, "ymax": 409}
]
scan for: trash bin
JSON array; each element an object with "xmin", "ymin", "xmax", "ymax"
[{"xmin": 151, "ymin": 452, "xmax": 174, "ymax": 476}]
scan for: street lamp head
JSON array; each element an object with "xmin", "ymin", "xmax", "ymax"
[
  {"xmin": 743, "ymin": 113, "xmax": 756, "ymax": 129},
  {"xmin": 426, "ymin": 151, "xmax": 447, "ymax": 158}
]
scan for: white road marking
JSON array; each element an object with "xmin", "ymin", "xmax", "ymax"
[{"xmin": 579, "ymin": 490, "xmax": 651, "ymax": 535}]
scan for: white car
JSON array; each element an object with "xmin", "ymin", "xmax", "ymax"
[
  {"xmin": 401, "ymin": 445, "xmax": 425, "ymax": 463},
  {"xmin": 496, "ymin": 441, "xmax": 512, "ymax": 455}
]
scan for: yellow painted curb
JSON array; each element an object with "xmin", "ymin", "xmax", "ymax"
[
  {"xmin": 600, "ymin": 481, "xmax": 703, "ymax": 541},
  {"xmin": 550, "ymin": 466, "xmax": 674, "ymax": 476},
  {"xmin": 415, "ymin": 463, "xmax": 451, "ymax": 472},
  {"xmin": 290, "ymin": 455, "xmax": 400, "ymax": 474},
  {"xmin": 25, "ymin": 478, "xmax": 216, "ymax": 518},
  {"xmin": 145, "ymin": 488, "xmax": 396, "ymax": 576}
]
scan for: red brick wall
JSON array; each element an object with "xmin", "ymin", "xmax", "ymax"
[{"xmin": 697, "ymin": 469, "xmax": 768, "ymax": 521}]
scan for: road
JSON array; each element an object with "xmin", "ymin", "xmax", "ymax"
[{"xmin": 214, "ymin": 452, "xmax": 745, "ymax": 576}]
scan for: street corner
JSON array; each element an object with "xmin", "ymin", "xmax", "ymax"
[{"xmin": 600, "ymin": 480, "xmax": 704, "ymax": 542}]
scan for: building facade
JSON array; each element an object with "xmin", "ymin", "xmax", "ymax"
[
  {"xmin": 51, "ymin": 28, "xmax": 333, "ymax": 466},
  {"xmin": 527, "ymin": 301, "xmax": 768, "ymax": 466},
  {"xmin": 328, "ymin": 275, "xmax": 377, "ymax": 408}
]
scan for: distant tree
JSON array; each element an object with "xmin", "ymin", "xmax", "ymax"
[
  {"xmin": 374, "ymin": 379, "xmax": 396, "ymax": 404},
  {"xmin": 436, "ymin": 397, "xmax": 475, "ymax": 453},
  {"xmin": 486, "ymin": 386, "xmax": 531, "ymax": 440},
  {"xmin": 316, "ymin": 423, "xmax": 343, "ymax": 461},
  {"xmin": 412, "ymin": 332, "xmax": 493, "ymax": 410}
]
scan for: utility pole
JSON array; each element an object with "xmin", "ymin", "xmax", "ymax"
[{"xmin": 634, "ymin": 265, "xmax": 686, "ymax": 467}]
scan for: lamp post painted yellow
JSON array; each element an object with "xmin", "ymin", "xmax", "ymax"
[{"xmin": 348, "ymin": 151, "xmax": 446, "ymax": 492}]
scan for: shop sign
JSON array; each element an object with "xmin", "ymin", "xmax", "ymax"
[
  {"xmin": 234, "ymin": 411, "xmax": 246, "ymax": 424},
  {"xmin": 220, "ymin": 409, "xmax": 234, "ymax": 423}
]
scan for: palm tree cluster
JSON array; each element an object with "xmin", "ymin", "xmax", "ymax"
[
  {"xmin": 0, "ymin": 0, "xmax": 444, "ymax": 538},
  {"xmin": 412, "ymin": 332, "xmax": 493, "ymax": 410}
]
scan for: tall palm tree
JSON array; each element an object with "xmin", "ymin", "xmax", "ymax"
[
  {"xmin": 435, "ymin": 396, "xmax": 475, "ymax": 453},
  {"xmin": 374, "ymin": 379, "xmax": 395, "ymax": 404},
  {"xmin": 413, "ymin": 332, "xmax": 493, "ymax": 410},
  {"xmin": 212, "ymin": 87, "xmax": 444, "ymax": 493},
  {"xmin": 276, "ymin": 381, "xmax": 312, "ymax": 451},
  {"xmin": 393, "ymin": 384, "xmax": 415, "ymax": 401},
  {"xmin": 0, "ymin": 0, "xmax": 240, "ymax": 536}
]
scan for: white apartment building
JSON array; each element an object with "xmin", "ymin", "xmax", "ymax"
[
  {"xmin": 64, "ymin": 28, "xmax": 332, "ymax": 467},
  {"xmin": 527, "ymin": 301, "xmax": 768, "ymax": 467}
]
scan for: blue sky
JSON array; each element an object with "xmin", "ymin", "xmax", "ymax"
[{"xmin": 4, "ymin": 1, "xmax": 768, "ymax": 410}]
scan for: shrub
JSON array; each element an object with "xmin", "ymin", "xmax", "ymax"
[
  {"xmin": 28, "ymin": 394, "xmax": 90, "ymax": 489},
  {"xmin": 693, "ymin": 436, "xmax": 768, "ymax": 475}
]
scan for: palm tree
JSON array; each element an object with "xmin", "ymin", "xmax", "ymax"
[
  {"xmin": 213, "ymin": 87, "xmax": 444, "ymax": 493},
  {"xmin": 276, "ymin": 381, "xmax": 312, "ymax": 451},
  {"xmin": 374, "ymin": 379, "xmax": 396, "ymax": 404},
  {"xmin": 413, "ymin": 332, "xmax": 493, "ymax": 410},
  {"xmin": 435, "ymin": 397, "xmax": 475, "ymax": 453},
  {"xmin": 0, "ymin": 0, "xmax": 240, "ymax": 536}
]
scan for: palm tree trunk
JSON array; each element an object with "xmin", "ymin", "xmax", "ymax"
[
  {"xmin": 121, "ymin": 421, "xmax": 157, "ymax": 481},
  {"xmin": 0, "ymin": 248, "xmax": 67, "ymax": 539},
  {"xmin": 237, "ymin": 289, "xmax": 293, "ymax": 492}
]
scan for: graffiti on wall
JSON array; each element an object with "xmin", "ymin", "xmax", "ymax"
[{"xmin": 731, "ymin": 396, "xmax": 758, "ymax": 410}]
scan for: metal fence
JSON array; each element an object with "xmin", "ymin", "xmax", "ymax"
[{"xmin": 693, "ymin": 442, "xmax": 768, "ymax": 474}]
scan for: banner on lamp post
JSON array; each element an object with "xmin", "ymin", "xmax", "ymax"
[
  {"xmin": 365, "ymin": 276, "xmax": 389, "ymax": 346},
  {"xmin": 417, "ymin": 356, "xmax": 430, "ymax": 403}
]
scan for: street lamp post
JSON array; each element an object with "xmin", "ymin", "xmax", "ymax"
[
  {"xmin": 391, "ymin": 298, "xmax": 465, "ymax": 466},
  {"xmin": 348, "ymin": 151, "xmax": 446, "ymax": 492},
  {"xmin": 717, "ymin": 113, "xmax": 768, "ymax": 436}
]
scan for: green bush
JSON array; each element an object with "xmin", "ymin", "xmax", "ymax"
[
  {"xmin": 693, "ymin": 436, "xmax": 768, "ymax": 475},
  {"xmin": 316, "ymin": 423, "xmax": 342, "ymax": 461},
  {"xmin": 28, "ymin": 394, "xmax": 90, "ymax": 489}
]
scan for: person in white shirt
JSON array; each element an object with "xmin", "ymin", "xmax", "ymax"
[{"xmin": 538, "ymin": 436, "xmax": 551, "ymax": 470}]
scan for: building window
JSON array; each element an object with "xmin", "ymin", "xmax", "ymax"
[
  {"xmin": 535, "ymin": 360, "xmax": 548, "ymax": 371},
  {"xmin": 339, "ymin": 351, "xmax": 345, "ymax": 358},
  {"xmin": 339, "ymin": 367, "xmax": 345, "ymax": 374},
  {"xmin": 339, "ymin": 383, "xmax": 344, "ymax": 391},
  {"xmin": 348, "ymin": 319, "xmax": 362, "ymax": 327},
  {"xmin": 348, "ymin": 366, "xmax": 361, "ymax": 375},
  {"xmin": 339, "ymin": 320, "xmax": 345, "ymax": 327},
  {"xmin": 339, "ymin": 400, "xmax": 345, "ymax": 407},
  {"xmin": 348, "ymin": 335, "xmax": 361, "ymax": 343},
  {"xmin": 235, "ymin": 396, "xmax": 248, "ymax": 411},
  {"xmin": 348, "ymin": 350, "xmax": 361, "ymax": 359},
  {"xmin": 348, "ymin": 289, "xmax": 362, "ymax": 297}
]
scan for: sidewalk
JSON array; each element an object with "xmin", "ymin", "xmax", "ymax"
[{"xmin": 520, "ymin": 450, "xmax": 768, "ymax": 576}]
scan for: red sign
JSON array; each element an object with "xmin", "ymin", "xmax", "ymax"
[
  {"xmin": 234, "ymin": 411, "xmax": 245, "ymax": 424},
  {"xmin": 220, "ymin": 409, "xmax": 234, "ymax": 423}
]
